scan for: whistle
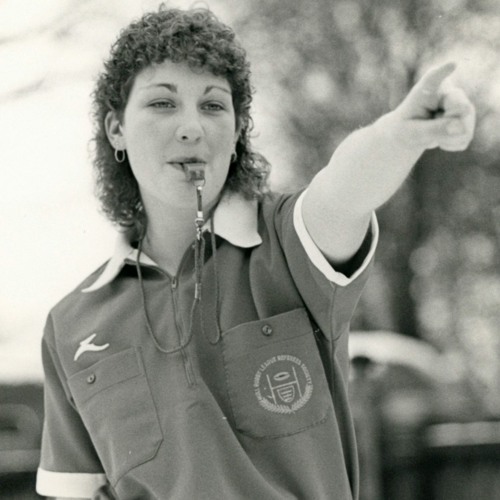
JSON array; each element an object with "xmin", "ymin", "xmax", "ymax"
[
  {"xmin": 185, "ymin": 163, "xmax": 206, "ymax": 187},
  {"xmin": 184, "ymin": 163, "xmax": 206, "ymax": 302}
]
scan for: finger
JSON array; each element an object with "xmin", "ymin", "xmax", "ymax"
[
  {"xmin": 417, "ymin": 62, "xmax": 457, "ymax": 98},
  {"xmin": 438, "ymin": 131, "xmax": 474, "ymax": 151},
  {"xmin": 437, "ymin": 123, "xmax": 473, "ymax": 151},
  {"xmin": 439, "ymin": 139, "xmax": 472, "ymax": 152},
  {"xmin": 400, "ymin": 62, "xmax": 457, "ymax": 119},
  {"xmin": 408, "ymin": 116, "xmax": 473, "ymax": 150},
  {"xmin": 439, "ymin": 121, "xmax": 474, "ymax": 151},
  {"xmin": 442, "ymin": 87, "xmax": 475, "ymax": 117}
]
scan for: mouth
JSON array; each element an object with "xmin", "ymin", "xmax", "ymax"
[{"xmin": 167, "ymin": 158, "xmax": 207, "ymax": 184}]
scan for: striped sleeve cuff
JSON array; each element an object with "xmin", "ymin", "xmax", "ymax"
[
  {"xmin": 293, "ymin": 189, "xmax": 378, "ymax": 287},
  {"xmin": 36, "ymin": 468, "xmax": 107, "ymax": 498}
]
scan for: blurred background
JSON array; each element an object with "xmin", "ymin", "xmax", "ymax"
[{"xmin": 1, "ymin": 0, "xmax": 499, "ymax": 498}]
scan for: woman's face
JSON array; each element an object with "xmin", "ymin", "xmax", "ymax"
[{"xmin": 106, "ymin": 60, "xmax": 239, "ymax": 212}]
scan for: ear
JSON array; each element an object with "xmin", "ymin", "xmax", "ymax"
[
  {"xmin": 104, "ymin": 110, "xmax": 125, "ymax": 149},
  {"xmin": 233, "ymin": 119, "xmax": 242, "ymax": 147}
]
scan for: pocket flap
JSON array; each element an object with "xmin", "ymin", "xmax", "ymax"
[
  {"xmin": 223, "ymin": 307, "xmax": 312, "ymax": 359},
  {"xmin": 68, "ymin": 348, "xmax": 142, "ymax": 405}
]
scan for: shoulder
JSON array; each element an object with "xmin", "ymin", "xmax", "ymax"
[
  {"xmin": 258, "ymin": 190, "xmax": 301, "ymax": 210},
  {"xmin": 257, "ymin": 190, "xmax": 304, "ymax": 228},
  {"xmin": 54, "ymin": 261, "xmax": 109, "ymax": 310},
  {"xmin": 44, "ymin": 261, "xmax": 110, "ymax": 342}
]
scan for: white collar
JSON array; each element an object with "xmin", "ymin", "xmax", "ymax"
[{"xmin": 83, "ymin": 191, "xmax": 261, "ymax": 293}]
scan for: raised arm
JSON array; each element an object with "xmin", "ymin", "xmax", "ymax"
[{"xmin": 302, "ymin": 62, "xmax": 475, "ymax": 267}]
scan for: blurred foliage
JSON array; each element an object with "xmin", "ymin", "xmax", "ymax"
[
  {"xmin": 2, "ymin": 0, "xmax": 499, "ymax": 413},
  {"xmin": 233, "ymin": 0, "xmax": 500, "ymax": 415}
]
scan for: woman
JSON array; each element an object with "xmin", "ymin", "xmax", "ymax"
[{"xmin": 36, "ymin": 5, "xmax": 474, "ymax": 500}]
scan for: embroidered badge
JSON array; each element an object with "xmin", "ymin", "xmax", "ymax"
[
  {"xmin": 254, "ymin": 354, "xmax": 313, "ymax": 414},
  {"xmin": 74, "ymin": 333, "xmax": 110, "ymax": 361}
]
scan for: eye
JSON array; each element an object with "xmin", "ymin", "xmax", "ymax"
[
  {"xmin": 202, "ymin": 101, "xmax": 225, "ymax": 112},
  {"xmin": 149, "ymin": 100, "xmax": 175, "ymax": 109}
]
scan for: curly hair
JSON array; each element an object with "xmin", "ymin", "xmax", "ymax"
[{"xmin": 91, "ymin": 5, "xmax": 270, "ymax": 233}]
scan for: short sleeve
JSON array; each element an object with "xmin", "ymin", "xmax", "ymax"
[
  {"xmin": 293, "ymin": 189, "xmax": 378, "ymax": 287},
  {"xmin": 271, "ymin": 190, "xmax": 377, "ymax": 342},
  {"xmin": 36, "ymin": 315, "xmax": 107, "ymax": 498}
]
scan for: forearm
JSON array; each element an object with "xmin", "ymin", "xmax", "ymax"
[
  {"xmin": 302, "ymin": 112, "xmax": 423, "ymax": 264},
  {"xmin": 320, "ymin": 111, "xmax": 424, "ymax": 217},
  {"xmin": 302, "ymin": 62, "xmax": 474, "ymax": 266}
]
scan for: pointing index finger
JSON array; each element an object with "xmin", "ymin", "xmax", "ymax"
[{"xmin": 418, "ymin": 62, "xmax": 457, "ymax": 96}]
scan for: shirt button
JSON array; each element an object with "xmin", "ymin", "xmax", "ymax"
[
  {"xmin": 86, "ymin": 373, "xmax": 96, "ymax": 384},
  {"xmin": 262, "ymin": 324, "xmax": 273, "ymax": 336}
]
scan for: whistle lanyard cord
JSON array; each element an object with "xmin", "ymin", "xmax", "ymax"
[
  {"xmin": 194, "ymin": 185, "xmax": 205, "ymax": 301},
  {"xmin": 209, "ymin": 216, "xmax": 222, "ymax": 345},
  {"xmin": 136, "ymin": 183, "xmax": 222, "ymax": 353},
  {"xmin": 136, "ymin": 239, "xmax": 197, "ymax": 354},
  {"xmin": 193, "ymin": 193, "xmax": 222, "ymax": 345}
]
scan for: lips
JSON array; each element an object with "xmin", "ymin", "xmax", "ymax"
[
  {"xmin": 168, "ymin": 157, "xmax": 207, "ymax": 168},
  {"xmin": 167, "ymin": 157, "xmax": 207, "ymax": 182}
]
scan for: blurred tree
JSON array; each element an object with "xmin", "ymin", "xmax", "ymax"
[
  {"xmin": 234, "ymin": 0, "xmax": 500, "ymax": 413},
  {"xmin": 2, "ymin": 0, "xmax": 499, "ymax": 413},
  {"xmin": 0, "ymin": 0, "xmax": 164, "ymax": 105}
]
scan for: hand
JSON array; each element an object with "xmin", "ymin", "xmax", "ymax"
[{"xmin": 391, "ymin": 62, "xmax": 476, "ymax": 152}]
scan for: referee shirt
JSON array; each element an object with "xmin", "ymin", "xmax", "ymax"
[{"xmin": 37, "ymin": 189, "xmax": 378, "ymax": 499}]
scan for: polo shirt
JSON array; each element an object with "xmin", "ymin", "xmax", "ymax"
[{"xmin": 36, "ymin": 189, "xmax": 378, "ymax": 499}]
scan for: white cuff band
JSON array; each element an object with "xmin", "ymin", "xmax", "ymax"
[
  {"xmin": 293, "ymin": 190, "xmax": 378, "ymax": 286},
  {"xmin": 36, "ymin": 467, "xmax": 107, "ymax": 497}
]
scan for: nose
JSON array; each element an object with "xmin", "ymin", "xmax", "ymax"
[{"xmin": 175, "ymin": 116, "xmax": 203, "ymax": 143}]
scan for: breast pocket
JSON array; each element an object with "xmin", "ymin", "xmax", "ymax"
[
  {"xmin": 68, "ymin": 347, "xmax": 163, "ymax": 485},
  {"xmin": 221, "ymin": 308, "xmax": 332, "ymax": 439}
]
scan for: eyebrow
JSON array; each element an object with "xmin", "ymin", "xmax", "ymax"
[
  {"xmin": 204, "ymin": 85, "xmax": 232, "ymax": 95},
  {"xmin": 141, "ymin": 83, "xmax": 177, "ymax": 92},
  {"xmin": 140, "ymin": 83, "xmax": 231, "ymax": 95}
]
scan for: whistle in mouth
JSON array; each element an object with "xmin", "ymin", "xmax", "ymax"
[{"xmin": 185, "ymin": 163, "xmax": 206, "ymax": 187}]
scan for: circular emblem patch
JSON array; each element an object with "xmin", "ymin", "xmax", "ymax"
[{"xmin": 254, "ymin": 354, "xmax": 313, "ymax": 414}]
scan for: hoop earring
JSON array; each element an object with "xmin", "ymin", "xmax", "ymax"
[
  {"xmin": 114, "ymin": 149, "xmax": 126, "ymax": 163},
  {"xmin": 231, "ymin": 151, "xmax": 237, "ymax": 163}
]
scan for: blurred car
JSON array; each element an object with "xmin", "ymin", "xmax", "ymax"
[{"xmin": 0, "ymin": 343, "xmax": 44, "ymax": 499}]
